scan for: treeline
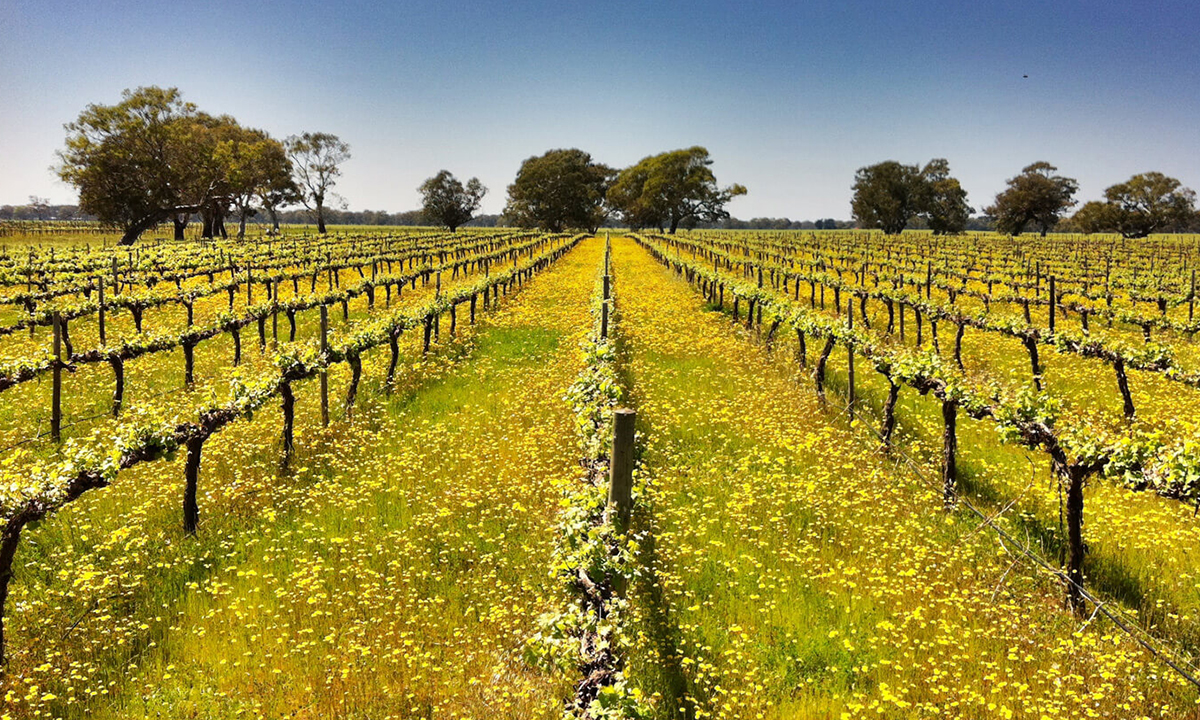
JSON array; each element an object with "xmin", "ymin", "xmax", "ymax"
[
  {"xmin": 1, "ymin": 206, "xmax": 874, "ymax": 232},
  {"xmin": 55, "ymin": 87, "xmax": 352, "ymax": 244},
  {"xmin": 851, "ymin": 159, "xmax": 1200, "ymax": 237},
  {"xmin": 270, "ymin": 208, "xmax": 504, "ymax": 227},
  {"xmin": 0, "ymin": 203, "xmax": 93, "ymax": 221}
]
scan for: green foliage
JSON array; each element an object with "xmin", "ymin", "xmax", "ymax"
[
  {"xmin": 986, "ymin": 162, "xmax": 1079, "ymax": 236},
  {"xmin": 504, "ymin": 149, "xmax": 615, "ymax": 232},
  {"xmin": 57, "ymin": 87, "xmax": 205, "ymax": 244},
  {"xmin": 418, "ymin": 171, "xmax": 487, "ymax": 232},
  {"xmin": 1069, "ymin": 200, "xmax": 1121, "ymax": 234},
  {"xmin": 920, "ymin": 159, "xmax": 972, "ymax": 235},
  {"xmin": 606, "ymin": 147, "xmax": 747, "ymax": 233},
  {"xmin": 851, "ymin": 161, "xmax": 924, "ymax": 235},
  {"xmin": 57, "ymin": 86, "xmax": 301, "ymax": 245},
  {"xmin": 285, "ymin": 132, "xmax": 351, "ymax": 234},
  {"xmin": 1104, "ymin": 172, "xmax": 1197, "ymax": 238}
]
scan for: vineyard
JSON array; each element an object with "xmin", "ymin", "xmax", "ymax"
[{"xmin": 1, "ymin": 226, "xmax": 1200, "ymax": 719}]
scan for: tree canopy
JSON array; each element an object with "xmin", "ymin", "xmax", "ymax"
[
  {"xmin": 919, "ymin": 159, "xmax": 972, "ymax": 235},
  {"xmin": 419, "ymin": 171, "xmax": 487, "ymax": 232},
  {"xmin": 606, "ymin": 147, "xmax": 747, "ymax": 233},
  {"xmin": 218, "ymin": 127, "xmax": 297, "ymax": 238},
  {"xmin": 851, "ymin": 159, "xmax": 970, "ymax": 235},
  {"xmin": 986, "ymin": 162, "xmax": 1078, "ymax": 237},
  {"xmin": 503, "ymin": 149, "xmax": 614, "ymax": 232},
  {"xmin": 1104, "ymin": 172, "xmax": 1197, "ymax": 238},
  {"xmin": 285, "ymin": 132, "xmax": 351, "ymax": 235},
  {"xmin": 58, "ymin": 87, "xmax": 206, "ymax": 244},
  {"xmin": 57, "ymin": 86, "xmax": 303, "ymax": 244}
]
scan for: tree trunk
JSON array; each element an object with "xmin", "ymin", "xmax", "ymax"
[
  {"xmin": 942, "ymin": 399, "xmax": 958, "ymax": 512},
  {"xmin": 280, "ymin": 381, "xmax": 295, "ymax": 472},
  {"xmin": 317, "ymin": 205, "xmax": 327, "ymax": 234},
  {"xmin": 183, "ymin": 436, "xmax": 204, "ymax": 535},
  {"xmin": 345, "ymin": 354, "xmax": 361, "ymax": 418},
  {"xmin": 1063, "ymin": 464, "xmax": 1087, "ymax": 614},
  {"xmin": 0, "ymin": 522, "xmax": 24, "ymax": 666},
  {"xmin": 1022, "ymin": 336, "xmax": 1043, "ymax": 391},
  {"xmin": 201, "ymin": 209, "xmax": 215, "ymax": 239},
  {"xmin": 119, "ymin": 215, "xmax": 159, "ymax": 245},
  {"xmin": 953, "ymin": 323, "xmax": 965, "ymax": 369},
  {"xmin": 110, "ymin": 356, "xmax": 124, "ymax": 416},
  {"xmin": 173, "ymin": 215, "xmax": 188, "ymax": 241},
  {"xmin": 1114, "ymin": 359, "xmax": 1135, "ymax": 420},
  {"xmin": 881, "ymin": 378, "xmax": 900, "ymax": 451},
  {"xmin": 813, "ymin": 336, "xmax": 835, "ymax": 401},
  {"xmin": 183, "ymin": 342, "xmax": 195, "ymax": 387},
  {"xmin": 386, "ymin": 332, "xmax": 400, "ymax": 388}
]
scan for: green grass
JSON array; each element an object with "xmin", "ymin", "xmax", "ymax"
[
  {"xmin": 3, "ymin": 237, "xmax": 603, "ymax": 719},
  {"xmin": 612, "ymin": 236, "xmax": 1198, "ymax": 719}
]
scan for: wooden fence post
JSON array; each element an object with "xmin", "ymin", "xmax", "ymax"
[
  {"xmin": 1191, "ymin": 269, "xmax": 1196, "ymax": 323},
  {"xmin": 1049, "ymin": 276, "xmax": 1056, "ymax": 332},
  {"xmin": 320, "ymin": 306, "xmax": 330, "ymax": 427},
  {"xmin": 51, "ymin": 313, "xmax": 62, "ymax": 443},
  {"xmin": 97, "ymin": 276, "xmax": 106, "ymax": 345},
  {"xmin": 847, "ymin": 301, "xmax": 855, "ymax": 420},
  {"xmin": 601, "ymin": 275, "xmax": 611, "ymax": 340},
  {"xmin": 608, "ymin": 408, "xmax": 636, "ymax": 533}
]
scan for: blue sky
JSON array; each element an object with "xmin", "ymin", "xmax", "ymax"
[{"xmin": 1, "ymin": 0, "xmax": 1197, "ymax": 218}]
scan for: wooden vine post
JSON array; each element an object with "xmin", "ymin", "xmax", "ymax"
[
  {"xmin": 1049, "ymin": 275, "xmax": 1056, "ymax": 333},
  {"xmin": 847, "ymin": 301, "xmax": 855, "ymax": 420},
  {"xmin": 601, "ymin": 274, "xmax": 611, "ymax": 340},
  {"xmin": 1191, "ymin": 269, "xmax": 1196, "ymax": 323},
  {"xmin": 608, "ymin": 407, "xmax": 636, "ymax": 539},
  {"xmin": 51, "ymin": 312, "xmax": 62, "ymax": 443},
  {"xmin": 97, "ymin": 276, "xmax": 106, "ymax": 346},
  {"xmin": 319, "ymin": 306, "xmax": 330, "ymax": 427}
]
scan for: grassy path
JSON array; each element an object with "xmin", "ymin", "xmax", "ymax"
[
  {"xmin": 612, "ymin": 236, "xmax": 1197, "ymax": 719},
  {"xmin": 8, "ymin": 237, "xmax": 601, "ymax": 719}
]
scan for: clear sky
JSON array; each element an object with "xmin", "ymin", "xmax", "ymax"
[{"xmin": 1, "ymin": 0, "xmax": 1197, "ymax": 219}]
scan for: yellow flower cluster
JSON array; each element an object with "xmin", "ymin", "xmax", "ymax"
[
  {"xmin": 610, "ymin": 236, "xmax": 1197, "ymax": 719},
  {"xmin": 0, "ymin": 232, "xmax": 600, "ymax": 718}
]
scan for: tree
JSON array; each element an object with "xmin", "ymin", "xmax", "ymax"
[
  {"xmin": 851, "ymin": 161, "xmax": 925, "ymax": 235},
  {"xmin": 504, "ymin": 149, "xmax": 615, "ymax": 232},
  {"xmin": 27, "ymin": 197, "xmax": 50, "ymax": 221},
  {"xmin": 217, "ymin": 128, "xmax": 295, "ymax": 238},
  {"xmin": 986, "ymin": 162, "xmax": 1078, "ymax": 236},
  {"xmin": 286, "ymin": 132, "xmax": 350, "ymax": 234},
  {"xmin": 57, "ymin": 86, "xmax": 218, "ymax": 245},
  {"xmin": 1103, "ymin": 172, "xmax": 1196, "ymax": 238},
  {"xmin": 607, "ymin": 147, "xmax": 747, "ymax": 233},
  {"xmin": 419, "ymin": 171, "xmax": 487, "ymax": 232},
  {"xmin": 919, "ymin": 159, "xmax": 971, "ymax": 235},
  {"xmin": 1068, "ymin": 201, "xmax": 1120, "ymax": 234}
]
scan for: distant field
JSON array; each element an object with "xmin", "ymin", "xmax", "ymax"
[{"xmin": 1, "ymin": 226, "xmax": 1199, "ymax": 719}]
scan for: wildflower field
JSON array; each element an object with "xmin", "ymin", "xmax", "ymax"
[{"xmin": 1, "ymin": 225, "xmax": 1199, "ymax": 719}]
